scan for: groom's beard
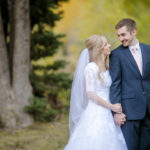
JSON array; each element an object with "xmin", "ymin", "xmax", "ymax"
[
  {"xmin": 122, "ymin": 40, "xmax": 129, "ymax": 47},
  {"xmin": 122, "ymin": 34, "xmax": 135, "ymax": 47},
  {"xmin": 121, "ymin": 37, "xmax": 133, "ymax": 47}
]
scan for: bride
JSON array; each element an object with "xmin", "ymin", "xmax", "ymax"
[{"xmin": 64, "ymin": 35, "xmax": 127, "ymax": 150}]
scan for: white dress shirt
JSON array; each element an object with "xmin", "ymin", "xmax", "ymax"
[{"xmin": 129, "ymin": 41, "xmax": 143, "ymax": 74}]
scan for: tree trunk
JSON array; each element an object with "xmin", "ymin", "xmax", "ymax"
[
  {"xmin": 8, "ymin": 0, "xmax": 15, "ymax": 84},
  {"xmin": 0, "ymin": 0, "xmax": 33, "ymax": 128},
  {"xmin": 12, "ymin": 0, "xmax": 33, "ymax": 127},
  {"xmin": 0, "ymin": 11, "xmax": 17, "ymax": 128}
]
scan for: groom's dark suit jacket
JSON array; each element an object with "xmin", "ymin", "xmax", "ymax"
[{"xmin": 109, "ymin": 43, "xmax": 150, "ymax": 120}]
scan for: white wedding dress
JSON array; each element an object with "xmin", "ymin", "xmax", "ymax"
[{"xmin": 64, "ymin": 62, "xmax": 127, "ymax": 150}]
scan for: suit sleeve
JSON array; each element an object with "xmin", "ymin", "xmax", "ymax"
[{"xmin": 109, "ymin": 51, "xmax": 122, "ymax": 104}]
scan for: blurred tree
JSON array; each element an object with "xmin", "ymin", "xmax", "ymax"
[
  {"xmin": 0, "ymin": 0, "xmax": 33, "ymax": 128},
  {"xmin": 0, "ymin": 0, "xmax": 71, "ymax": 127},
  {"xmin": 25, "ymin": 0, "xmax": 72, "ymax": 122},
  {"xmin": 123, "ymin": 0, "xmax": 150, "ymax": 43}
]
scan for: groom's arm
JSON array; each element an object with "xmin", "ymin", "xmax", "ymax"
[
  {"xmin": 109, "ymin": 51, "xmax": 126, "ymax": 125},
  {"xmin": 109, "ymin": 51, "xmax": 122, "ymax": 104}
]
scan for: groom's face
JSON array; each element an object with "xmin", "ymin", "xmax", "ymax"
[{"xmin": 116, "ymin": 26, "xmax": 136, "ymax": 47}]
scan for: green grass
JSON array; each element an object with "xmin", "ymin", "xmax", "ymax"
[{"xmin": 0, "ymin": 116, "xmax": 69, "ymax": 150}]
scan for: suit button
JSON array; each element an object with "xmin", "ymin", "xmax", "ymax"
[{"xmin": 143, "ymin": 91, "xmax": 146, "ymax": 95}]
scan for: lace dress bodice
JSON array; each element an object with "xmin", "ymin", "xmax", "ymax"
[{"xmin": 84, "ymin": 62, "xmax": 112, "ymax": 103}]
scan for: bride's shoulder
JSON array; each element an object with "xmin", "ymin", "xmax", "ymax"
[
  {"xmin": 84, "ymin": 62, "xmax": 98, "ymax": 73},
  {"xmin": 87, "ymin": 62, "xmax": 98, "ymax": 67}
]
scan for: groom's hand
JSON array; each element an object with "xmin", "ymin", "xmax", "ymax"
[{"xmin": 114, "ymin": 113, "xmax": 126, "ymax": 126}]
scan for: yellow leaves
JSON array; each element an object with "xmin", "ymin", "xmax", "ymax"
[
  {"xmin": 54, "ymin": 0, "xmax": 86, "ymax": 34},
  {"xmin": 54, "ymin": 0, "xmax": 150, "ymax": 73},
  {"xmin": 32, "ymin": 56, "xmax": 54, "ymax": 66}
]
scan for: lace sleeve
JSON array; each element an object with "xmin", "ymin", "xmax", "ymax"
[
  {"xmin": 84, "ymin": 66, "xmax": 100, "ymax": 104},
  {"xmin": 84, "ymin": 67, "xmax": 96, "ymax": 92},
  {"xmin": 84, "ymin": 65, "xmax": 112, "ymax": 109}
]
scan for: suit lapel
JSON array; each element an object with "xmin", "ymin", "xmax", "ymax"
[
  {"xmin": 140, "ymin": 43, "xmax": 146, "ymax": 78},
  {"xmin": 123, "ymin": 46, "xmax": 142, "ymax": 77}
]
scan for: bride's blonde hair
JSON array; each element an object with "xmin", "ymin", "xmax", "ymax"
[{"xmin": 86, "ymin": 35, "xmax": 109, "ymax": 83}]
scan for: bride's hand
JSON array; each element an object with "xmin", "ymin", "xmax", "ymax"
[{"xmin": 111, "ymin": 103, "xmax": 122, "ymax": 113}]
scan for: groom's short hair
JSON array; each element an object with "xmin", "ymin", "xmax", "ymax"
[{"xmin": 115, "ymin": 18, "xmax": 137, "ymax": 32}]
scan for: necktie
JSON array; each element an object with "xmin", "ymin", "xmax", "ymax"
[{"xmin": 132, "ymin": 47, "xmax": 142, "ymax": 75}]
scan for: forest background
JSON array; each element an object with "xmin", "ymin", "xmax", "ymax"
[{"xmin": 0, "ymin": 0, "xmax": 150, "ymax": 149}]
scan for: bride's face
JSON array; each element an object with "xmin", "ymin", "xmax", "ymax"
[{"xmin": 101, "ymin": 41, "xmax": 111, "ymax": 56}]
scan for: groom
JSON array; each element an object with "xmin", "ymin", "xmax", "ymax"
[{"xmin": 109, "ymin": 18, "xmax": 150, "ymax": 150}]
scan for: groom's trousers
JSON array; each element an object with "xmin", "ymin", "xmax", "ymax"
[{"xmin": 121, "ymin": 108, "xmax": 150, "ymax": 150}]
